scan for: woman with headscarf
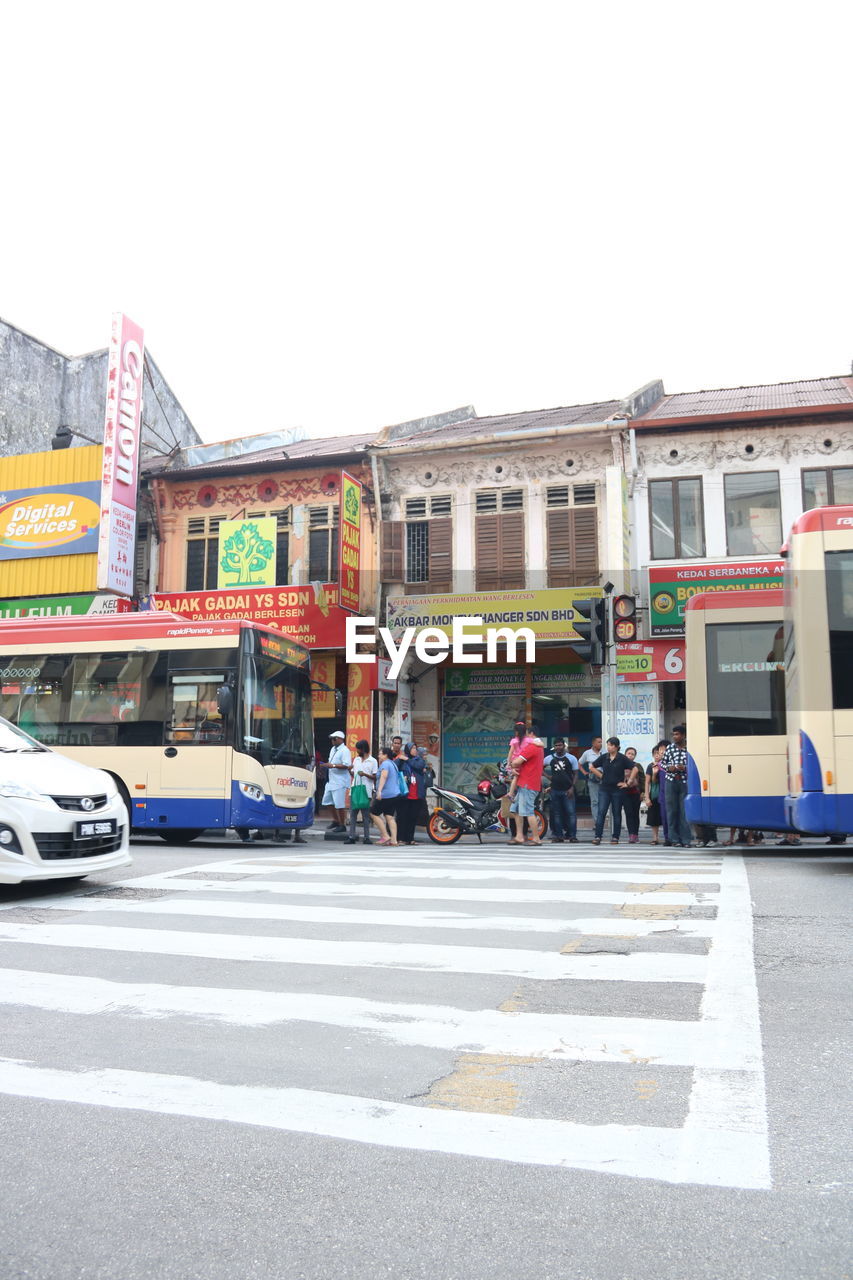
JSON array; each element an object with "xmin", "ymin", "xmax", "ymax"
[{"xmin": 396, "ymin": 742, "xmax": 427, "ymax": 845}]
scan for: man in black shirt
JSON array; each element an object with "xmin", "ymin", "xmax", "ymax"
[
  {"xmin": 589, "ymin": 736, "xmax": 632, "ymax": 845},
  {"xmin": 546, "ymin": 739, "xmax": 577, "ymax": 842}
]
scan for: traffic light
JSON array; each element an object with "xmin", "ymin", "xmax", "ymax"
[
  {"xmin": 572, "ymin": 598, "xmax": 605, "ymax": 666},
  {"xmin": 594, "ymin": 598, "xmax": 607, "ymax": 656},
  {"xmin": 613, "ymin": 594, "xmax": 637, "ymax": 642}
]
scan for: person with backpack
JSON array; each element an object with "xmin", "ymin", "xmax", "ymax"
[{"xmin": 545, "ymin": 739, "xmax": 578, "ymax": 842}]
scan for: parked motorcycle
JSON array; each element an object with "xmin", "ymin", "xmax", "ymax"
[{"xmin": 427, "ymin": 771, "xmax": 547, "ymax": 845}]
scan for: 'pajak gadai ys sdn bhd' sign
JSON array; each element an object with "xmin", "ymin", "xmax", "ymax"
[
  {"xmin": 338, "ymin": 471, "xmax": 362, "ymax": 613},
  {"xmin": 96, "ymin": 313, "xmax": 145, "ymax": 597}
]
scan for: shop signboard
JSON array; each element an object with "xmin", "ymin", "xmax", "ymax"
[
  {"xmin": 97, "ymin": 312, "xmax": 145, "ymax": 597},
  {"xmin": 310, "ymin": 653, "xmax": 337, "ymax": 717},
  {"xmin": 0, "ymin": 482, "xmax": 101, "ymax": 561},
  {"xmin": 0, "ymin": 593, "xmax": 131, "ymax": 620},
  {"xmin": 616, "ymin": 639, "xmax": 686, "ymax": 682},
  {"xmin": 149, "ymin": 582, "xmax": 349, "ymax": 649},
  {"xmin": 216, "ymin": 517, "xmax": 278, "ymax": 588},
  {"xmin": 397, "ymin": 680, "xmax": 412, "ymax": 739},
  {"xmin": 385, "ymin": 586, "xmax": 604, "ymax": 645},
  {"xmin": 345, "ymin": 661, "xmax": 373, "ymax": 753},
  {"xmin": 338, "ymin": 471, "xmax": 362, "ymax": 613},
  {"xmin": 615, "ymin": 688, "xmax": 659, "ymax": 765},
  {"xmin": 373, "ymin": 658, "xmax": 397, "ymax": 692},
  {"xmin": 648, "ymin": 559, "xmax": 786, "ymax": 635}
]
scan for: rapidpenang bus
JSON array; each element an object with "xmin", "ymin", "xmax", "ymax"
[
  {"xmin": 0, "ymin": 612, "xmax": 330, "ymax": 843},
  {"xmin": 784, "ymin": 505, "xmax": 853, "ymax": 834},
  {"xmin": 685, "ymin": 588, "xmax": 790, "ymax": 833}
]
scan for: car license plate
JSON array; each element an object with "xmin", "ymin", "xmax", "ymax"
[
  {"xmin": 74, "ymin": 819, "xmax": 117, "ymax": 839},
  {"xmin": 282, "ymin": 813, "xmax": 298, "ymax": 824}
]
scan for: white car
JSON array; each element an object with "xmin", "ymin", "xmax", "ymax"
[{"xmin": 0, "ymin": 716, "xmax": 131, "ymax": 885}]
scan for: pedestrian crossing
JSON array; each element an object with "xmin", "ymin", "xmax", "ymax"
[{"xmin": 0, "ymin": 846, "xmax": 770, "ymax": 1189}]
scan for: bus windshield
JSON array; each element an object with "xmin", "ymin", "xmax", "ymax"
[
  {"xmin": 240, "ymin": 638, "xmax": 313, "ymax": 768},
  {"xmin": 826, "ymin": 550, "xmax": 853, "ymax": 709},
  {"xmin": 706, "ymin": 621, "xmax": 786, "ymax": 737}
]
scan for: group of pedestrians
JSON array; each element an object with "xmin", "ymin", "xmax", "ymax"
[
  {"xmin": 319, "ymin": 731, "xmax": 432, "ymax": 847},
  {"xmin": 580, "ymin": 725, "xmax": 694, "ymax": 846}
]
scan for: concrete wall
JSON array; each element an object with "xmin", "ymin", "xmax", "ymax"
[{"xmin": 0, "ymin": 319, "xmax": 200, "ymax": 459}]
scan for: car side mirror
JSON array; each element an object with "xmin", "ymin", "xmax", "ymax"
[{"xmin": 216, "ymin": 685, "xmax": 234, "ymax": 718}]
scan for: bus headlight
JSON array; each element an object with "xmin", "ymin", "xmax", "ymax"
[{"xmin": 238, "ymin": 782, "xmax": 265, "ymax": 803}]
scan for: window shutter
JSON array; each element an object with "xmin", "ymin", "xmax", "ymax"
[
  {"xmin": 428, "ymin": 518, "xmax": 453, "ymax": 593},
  {"xmin": 475, "ymin": 514, "xmax": 500, "ymax": 591},
  {"xmin": 498, "ymin": 511, "xmax": 525, "ymax": 590},
  {"xmin": 476, "ymin": 513, "xmax": 524, "ymax": 591},
  {"xmin": 547, "ymin": 508, "xmax": 598, "ymax": 588},
  {"xmin": 381, "ymin": 520, "xmax": 404, "ymax": 583}
]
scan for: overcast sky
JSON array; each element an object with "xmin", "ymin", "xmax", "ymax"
[{"xmin": 3, "ymin": 1, "xmax": 850, "ymax": 443}]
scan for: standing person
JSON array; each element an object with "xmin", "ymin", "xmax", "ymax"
[
  {"xmin": 546, "ymin": 739, "xmax": 577, "ymax": 843},
  {"xmin": 424, "ymin": 733, "xmax": 440, "ymax": 787},
  {"xmin": 370, "ymin": 745, "xmax": 400, "ymax": 846},
  {"xmin": 508, "ymin": 729, "xmax": 545, "ymax": 846},
  {"xmin": 397, "ymin": 742, "xmax": 427, "ymax": 845},
  {"xmin": 622, "ymin": 747, "xmax": 643, "ymax": 844},
  {"xmin": 661, "ymin": 724, "xmax": 693, "ymax": 848},
  {"xmin": 391, "ymin": 735, "xmax": 404, "ymax": 760},
  {"xmin": 644, "ymin": 742, "xmax": 667, "ymax": 845},
  {"xmin": 590, "ymin": 736, "xmax": 633, "ymax": 845},
  {"xmin": 320, "ymin": 730, "xmax": 352, "ymax": 832},
  {"xmin": 345, "ymin": 739, "xmax": 377, "ymax": 845},
  {"xmin": 578, "ymin": 735, "xmax": 604, "ymax": 831}
]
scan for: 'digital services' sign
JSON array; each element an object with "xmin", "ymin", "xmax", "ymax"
[{"xmin": 0, "ymin": 482, "xmax": 101, "ymax": 560}]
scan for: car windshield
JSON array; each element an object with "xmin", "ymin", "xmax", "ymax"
[{"xmin": 0, "ymin": 717, "xmax": 47, "ymax": 752}]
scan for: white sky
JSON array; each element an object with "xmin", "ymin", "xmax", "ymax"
[{"xmin": 3, "ymin": 1, "xmax": 851, "ymax": 443}]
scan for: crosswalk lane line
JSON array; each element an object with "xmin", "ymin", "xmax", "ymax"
[
  {"xmin": 0, "ymin": 968, "xmax": 757, "ymax": 1069},
  {"xmin": 0, "ymin": 896, "xmax": 719, "ymax": 936},
  {"xmin": 181, "ymin": 864, "xmax": 723, "ymax": 884},
  {"xmin": 0, "ymin": 922, "xmax": 709, "ymax": 982},
  {"xmin": 111, "ymin": 877, "xmax": 710, "ymax": 905},
  {"xmin": 0, "ymin": 1058, "xmax": 771, "ymax": 1189}
]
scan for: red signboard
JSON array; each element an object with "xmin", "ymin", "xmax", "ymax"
[
  {"xmin": 345, "ymin": 661, "xmax": 373, "ymax": 752},
  {"xmin": 617, "ymin": 638, "xmax": 686, "ymax": 683},
  {"xmin": 150, "ymin": 583, "xmax": 349, "ymax": 649},
  {"xmin": 97, "ymin": 313, "xmax": 145, "ymax": 597},
  {"xmin": 338, "ymin": 470, "xmax": 362, "ymax": 613}
]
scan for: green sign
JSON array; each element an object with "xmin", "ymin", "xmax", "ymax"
[
  {"xmin": 0, "ymin": 593, "xmax": 127, "ymax": 620},
  {"xmin": 648, "ymin": 559, "xmax": 786, "ymax": 635}
]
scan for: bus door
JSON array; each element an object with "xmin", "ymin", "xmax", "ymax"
[{"xmin": 155, "ymin": 670, "xmax": 231, "ymax": 830}]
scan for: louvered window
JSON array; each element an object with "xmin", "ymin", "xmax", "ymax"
[
  {"xmin": 381, "ymin": 495, "xmax": 453, "ymax": 593},
  {"xmin": 273, "ymin": 509, "xmax": 291, "ymax": 585},
  {"xmin": 185, "ymin": 515, "xmax": 222, "ymax": 590},
  {"xmin": 134, "ymin": 523, "xmax": 151, "ymax": 596},
  {"xmin": 308, "ymin": 504, "xmax": 339, "ymax": 583},
  {"xmin": 474, "ymin": 490, "xmax": 525, "ymax": 590},
  {"xmin": 546, "ymin": 485, "xmax": 599, "ymax": 588}
]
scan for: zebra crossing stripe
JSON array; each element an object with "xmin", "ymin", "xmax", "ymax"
[
  {"xmin": 0, "ymin": 922, "xmax": 709, "ymax": 983},
  {"xmin": 0, "ymin": 1058, "xmax": 771, "ymax": 1189},
  {"xmin": 112, "ymin": 877, "xmax": 707, "ymax": 906},
  {"xmin": 0, "ymin": 968, "xmax": 751, "ymax": 1067},
  {"xmin": 0, "ymin": 896, "xmax": 718, "ymax": 937},
  {"xmin": 188, "ymin": 864, "xmax": 723, "ymax": 885}
]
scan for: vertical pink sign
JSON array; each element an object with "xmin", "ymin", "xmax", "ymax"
[{"xmin": 97, "ymin": 312, "xmax": 145, "ymax": 596}]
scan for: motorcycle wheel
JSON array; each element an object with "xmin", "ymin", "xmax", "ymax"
[
  {"xmin": 497, "ymin": 809, "xmax": 547, "ymax": 838},
  {"xmin": 427, "ymin": 811, "xmax": 463, "ymax": 844}
]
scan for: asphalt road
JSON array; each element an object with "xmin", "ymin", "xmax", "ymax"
[{"xmin": 0, "ymin": 830, "xmax": 850, "ymax": 1280}]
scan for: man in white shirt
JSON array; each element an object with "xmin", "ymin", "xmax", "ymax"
[
  {"xmin": 346, "ymin": 739, "xmax": 378, "ymax": 844},
  {"xmin": 321, "ymin": 730, "xmax": 352, "ymax": 831}
]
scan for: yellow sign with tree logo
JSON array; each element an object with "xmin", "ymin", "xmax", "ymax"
[{"xmin": 217, "ymin": 517, "xmax": 277, "ymax": 588}]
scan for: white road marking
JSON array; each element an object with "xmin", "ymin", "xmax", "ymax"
[
  {"xmin": 0, "ymin": 1058, "xmax": 771, "ymax": 1189},
  {"xmin": 0, "ymin": 967, "xmax": 748, "ymax": 1067},
  {"xmin": 0, "ymin": 896, "xmax": 718, "ymax": 937},
  {"xmin": 0, "ymin": 921, "xmax": 709, "ymax": 983},
  {"xmin": 181, "ymin": 863, "xmax": 722, "ymax": 885},
  {"xmin": 681, "ymin": 854, "xmax": 770, "ymax": 1183},
  {"xmin": 111, "ymin": 877, "xmax": 708, "ymax": 906}
]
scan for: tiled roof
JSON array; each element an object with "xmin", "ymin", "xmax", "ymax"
[
  {"xmin": 638, "ymin": 377, "xmax": 853, "ymax": 422},
  {"xmin": 377, "ymin": 399, "xmax": 623, "ymax": 449},
  {"xmin": 144, "ymin": 430, "xmax": 378, "ymax": 477}
]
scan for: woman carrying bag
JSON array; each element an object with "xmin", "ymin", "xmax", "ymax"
[
  {"xmin": 346, "ymin": 739, "xmax": 377, "ymax": 845},
  {"xmin": 370, "ymin": 746, "xmax": 401, "ymax": 846},
  {"xmin": 397, "ymin": 742, "xmax": 427, "ymax": 845}
]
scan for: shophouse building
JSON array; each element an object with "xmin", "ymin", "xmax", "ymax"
[
  {"xmin": 144, "ymin": 431, "xmax": 379, "ymax": 749},
  {"xmin": 626, "ymin": 375, "xmax": 853, "ymax": 739},
  {"xmin": 368, "ymin": 397, "xmax": 647, "ymax": 794}
]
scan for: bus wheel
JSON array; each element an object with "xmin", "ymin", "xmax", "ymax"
[
  {"xmin": 428, "ymin": 812, "xmax": 462, "ymax": 845},
  {"xmin": 158, "ymin": 829, "xmax": 205, "ymax": 844}
]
